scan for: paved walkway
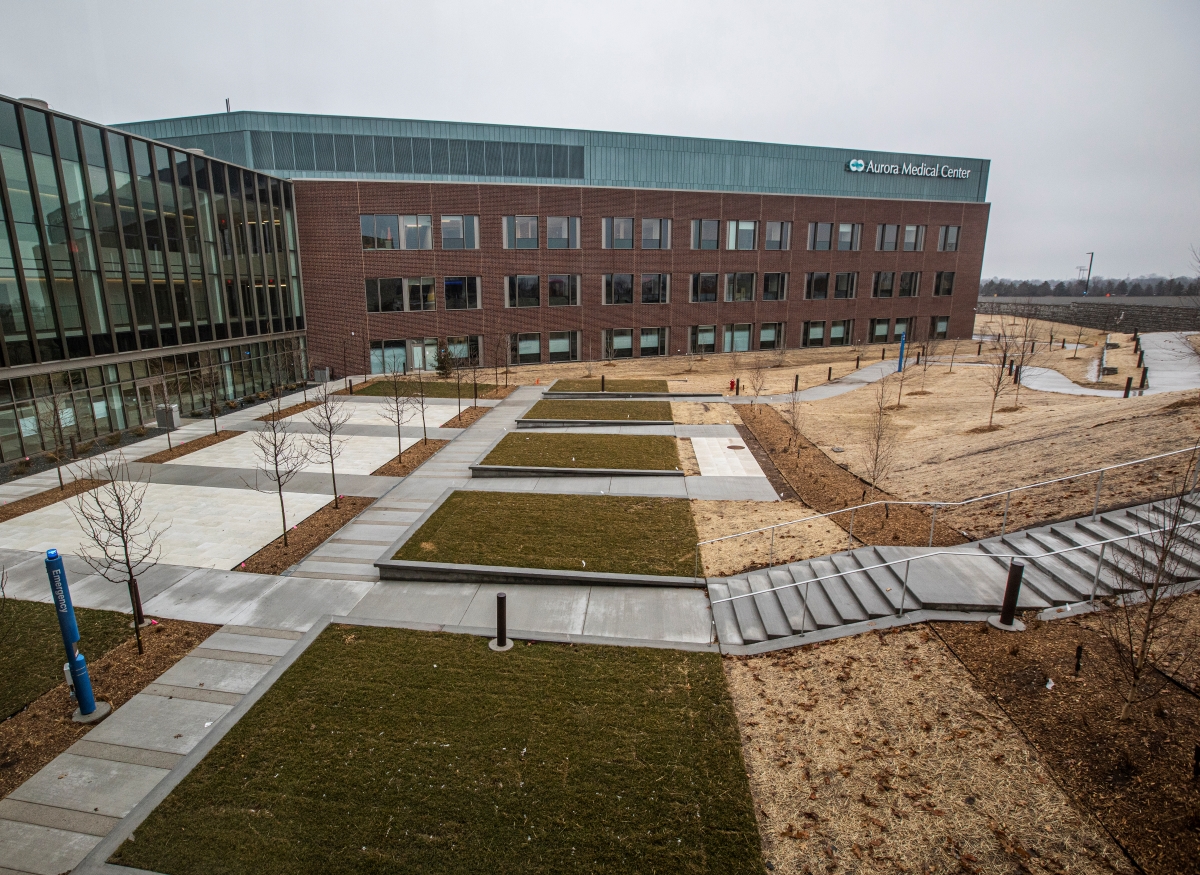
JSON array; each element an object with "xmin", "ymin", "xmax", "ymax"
[{"xmin": 1020, "ymin": 331, "xmax": 1200, "ymax": 398}]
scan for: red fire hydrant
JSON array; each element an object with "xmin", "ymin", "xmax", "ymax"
[{"xmin": 729, "ymin": 379, "xmax": 736, "ymax": 392}]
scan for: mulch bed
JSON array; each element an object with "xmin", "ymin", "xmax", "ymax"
[
  {"xmin": 935, "ymin": 612, "xmax": 1200, "ymax": 875},
  {"xmin": 739, "ymin": 405, "xmax": 968, "ymax": 547},
  {"xmin": 0, "ymin": 478, "xmax": 108, "ymax": 524},
  {"xmin": 256, "ymin": 399, "xmax": 319, "ymax": 422},
  {"xmin": 138, "ymin": 430, "xmax": 241, "ymax": 464},
  {"xmin": 234, "ymin": 496, "xmax": 375, "ymax": 575},
  {"xmin": 443, "ymin": 405, "xmax": 490, "ymax": 428},
  {"xmin": 0, "ymin": 617, "xmax": 220, "ymax": 800},
  {"xmin": 732, "ymin": 422, "xmax": 798, "ymax": 502},
  {"xmin": 371, "ymin": 438, "xmax": 449, "ymax": 477}
]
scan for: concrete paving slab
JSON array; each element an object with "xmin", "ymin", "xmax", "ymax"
[
  {"xmin": 198, "ymin": 630, "xmax": 297, "ymax": 657},
  {"xmin": 0, "ymin": 798, "xmax": 118, "ymax": 838},
  {"xmin": 66, "ymin": 563, "xmax": 197, "ymax": 613},
  {"xmin": 1, "ymin": 553, "xmax": 93, "ymax": 602},
  {"xmin": 458, "ymin": 583, "xmax": 590, "ymax": 636},
  {"xmin": 166, "ymin": 430, "xmax": 415, "ymax": 476},
  {"xmin": 607, "ymin": 476, "xmax": 690, "ymax": 496},
  {"xmin": 691, "ymin": 437, "xmax": 766, "ymax": 477},
  {"xmin": 581, "ymin": 587, "xmax": 714, "ymax": 644},
  {"xmin": 8, "ymin": 753, "xmax": 168, "ymax": 819},
  {"xmin": 0, "ymin": 819, "xmax": 100, "ymax": 875},
  {"xmin": 685, "ymin": 476, "xmax": 779, "ymax": 501},
  {"xmin": 673, "ymin": 425, "xmax": 742, "ymax": 438},
  {"xmin": 149, "ymin": 655, "xmax": 272, "ymax": 695},
  {"xmin": 142, "ymin": 569, "xmax": 285, "ymax": 625},
  {"xmin": 226, "ymin": 578, "xmax": 372, "ymax": 630},
  {"xmin": 348, "ymin": 581, "xmax": 480, "ymax": 626},
  {"xmin": 84, "ymin": 694, "xmax": 232, "ymax": 755},
  {"xmin": 288, "ymin": 401, "xmax": 458, "ymax": 429}
]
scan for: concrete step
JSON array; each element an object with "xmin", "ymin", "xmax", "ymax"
[
  {"xmin": 854, "ymin": 547, "xmax": 914, "ymax": 611},
  {"xmin": 1024, "ymin": 529, "xmax": 1118, "ymax": 596},
  {"xmin": 987, "ymin": 536, "xmax": 1091, "ymax": 603},
  {"xmin": 768, "ymin": 567, "xmax": 811, "ymax": 634},
  {"xmin": 1077, "ymin": 518, "xmax": 1200, "ymax": 582},
  {"xmin": 726, "ymin": 577, "xmax": 769, "ymax": 644},
  {"xmin": 707, "ymin": 581, "xmax": 744, "ymax": 646},
  {"xmin": 830, "ymin": 553, "xmax": 895, "ymax": 618},
  {"xmin": 1046, "ymin": 525, "xmax": 1138, "ymax": 591},
  {"xmin": 786, "ymin": 565, "xmax": 841, "ymax": 628},
  {"xmin": 808, "ymin": 558, "xmax": 869, "ymax": 624},
  {"xmin": 746, "ymin": 572, "xmax": 793, "ymax": 639}
]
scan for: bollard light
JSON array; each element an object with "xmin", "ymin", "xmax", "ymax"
[
  {"xmin": 46, "ymin": 549, "xmax": 111, "ymax": 723},
  {"xmin": 988, "ymin": 561, "xmax": 1026, "ymax": 631},
  {"xmin": 489, "ymin": 592, "xmax": 513, "ymax": 652}
]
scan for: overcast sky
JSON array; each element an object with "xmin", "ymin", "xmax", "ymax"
[{"xmin": 1, "ymin": 0, "xmax": 1196, "ymax": 281}]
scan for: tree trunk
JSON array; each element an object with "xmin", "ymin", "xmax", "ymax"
[
  {"xmin": 988, "ymin": 394, "xmax": 997, "ymax": 428},
  {"xmin": 330, "ymin": 447, "xmax": 339, "ymax": 510},
  {"xmin": 278, "ymin": 486, "xmax": 289, "ymax": 546}
]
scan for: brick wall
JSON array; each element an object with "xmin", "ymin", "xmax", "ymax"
[{"xmin": 293, "ymin": 180, "xmax": 989, "ymax": 375}]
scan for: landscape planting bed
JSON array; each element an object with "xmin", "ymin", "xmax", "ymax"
[
  {"xmin": 548, "ymin": 378, "xmax": 670, "ymax": 393},
  {"xmin": 393, "ymin": 491, "xmax": 698, "ymax": 576},
  {"xmin": 110, "ymin": 625, "xmax": 763, "ymax": 875},
  {"xmin": 523, "ymin": 399, "xmax": 673, "ymax": 422},
  {"xmin": 482, "ymin": 433, "xmax": 682, "ymax": 471}
]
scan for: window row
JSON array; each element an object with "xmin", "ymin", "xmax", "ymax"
[
  {"xmin": 363, "ymin": 270, "xmax": 954, "ymax": 312},
  {"xmin": 359, "ymin": 213, "xmax": 963, "ymax": 254}
]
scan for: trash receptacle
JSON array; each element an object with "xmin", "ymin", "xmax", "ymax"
[
  {"xmin": 313, "ymin": 366, "xmax": 332, "ymax": 383},
  {"xmin": 155, "ymin": 403, "xmax": 180, "ymax": 430}
]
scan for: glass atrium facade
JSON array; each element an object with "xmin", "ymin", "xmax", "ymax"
[{"xmin": 0, "ymin": 96, "xmax": 307, "ymax": 462}]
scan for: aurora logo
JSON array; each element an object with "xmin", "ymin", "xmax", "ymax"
[
  {"xmin": 847, "ymin": 159, "xmax": 865, "ymax": 172},
  {"xmin": 846, "ymin": 157, "xmax": 972, "ymax": 179}
]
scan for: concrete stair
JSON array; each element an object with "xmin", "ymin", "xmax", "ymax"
[{"xmin": 709, "ymin": 495, "xmax": 1199, "ymax": 650}]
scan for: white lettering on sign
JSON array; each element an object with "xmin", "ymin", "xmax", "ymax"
[
  {"xmin": 846, "ymin": 158, "xmax": 971, "ymax": 179},
  {"xmin": 51, "ymin": 569, "xmax": 67, "ymax": 613}
]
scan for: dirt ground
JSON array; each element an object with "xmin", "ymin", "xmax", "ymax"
[
  {"xmin": 370, "ymin": 437, "xmax": 449, "ymax": 476},
  {"xmin": 672, "ymin": 401, "xmax": 744, "ymax": 425},
  {"xmin": 442, "ymin": 405, "xmax": 491, "ymax": 428},
  {"xmin": 693, "ymin": 499, "xmax": 850, "ymax": 577},
  {"xmin": 236, "ymin": 496, "xmax": 374, "ymax": 573},
  {"xmin": 789, "ymin": 360, "xmax": 1200, "ymax": 540},
  {"xmin": 0, "ymin": 617, "xmax": 219, "ymax": 800},
  {"xmin": 724, "ymin": 627, "xmax": 1131, "ymax": 875}
]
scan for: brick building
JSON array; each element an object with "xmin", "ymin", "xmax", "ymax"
[{"xmin": 118, "ymin": 112, "xmax": 991, "ymax": 376}]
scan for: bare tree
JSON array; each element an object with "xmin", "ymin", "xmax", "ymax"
[
  {"xmin": 450, "ymin": 343, "xmax": 469, "ymax": 417},
  {"xmin": 780, "ymin": 389, "xmax": 806, "ymax": 457},
  {"xmin": 304, "ymin": 386, "xmax": 351, "ymax": 509},
  {"xmin": 1007, "ymin": 315, "xmax": 1046, "ymax": 407},
  {"xmin": 946, "ymin": 337, "xmax": 961, "ymax": 375},
  {"xmin": 917, "ymin": 338, "xmax": 940, "ymax": 393},
  {"xmin": 36, "ymin": 395, "xmax": 70, "ymax": 491},
  {"xmin": 375, "ymin": 367, "xmax": 419, "ymax": 464},
  {"xmin": 976, "ymin": 329, "xmax": 1017, "ymax": 428},
  {"xmin": 746, "ymin": 355, "xmax": 768, "ymax": 405},
  {"xmin": 71, "ymin": 453, "xmax": 166, "ymax": 654},
  {"xmin": 857, "ymin": 377, "xmax": 899, "ymax": 509},
  {"xmin": 249, "ymin": 401, "xmax": 310, "ymax": 547},
  {"xmin": 1095, "ymin": 457, "xmax": 1200, "ymax": 720}
]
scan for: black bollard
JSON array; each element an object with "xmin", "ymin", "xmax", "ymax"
[
  {"xmin": 1140, "ymin": 367, "xmax": 1148, "ymax": 389},
  {"xmin": 915, "ymin": 351, "xmax": 921, "ymax": 365},
  {"xmin": 881, "ymin": 348, "xmax": 886, "ymax": 361},
  {"xmin": 348, "ymin": 378, "xmax": 354, "ymax": 395},
  {"xmin": 793, "ymin": 374, "xmax": 799, "ymax": 392},
  {"xmin": 497, "ymin": 592, "xmax": 507, "ymax": 648},
  {"xmin": 1124, "ymin": 376, "xmax": 1133, "ymax": 398},
  {"xmin": 1074, "ymin": 644, "xmax": 1083, "ymax": 676},
  {"xmin": 855, "ymin": 355, "xmax": 860, "ymax": 369},
  {"xmin": 1137, "ymin": 350, "xmax": 1144, "ymax": 367},
  {"xmin": 1007, "ymin": 360, "xmax": 1013, "ymax": 375},
  {"xmin": 827, "ymin": 366, "xmax": 832, "ymax": 381},
  {"xmin": 601, "ymin": 374, "xmax": 605, "ymax": 392},
  {"xmin": 1061, "ymin": 338, "xmax": 1065, "ymax": 349},
  {"xmin": 999, "ymin": 561, "xmax": 1024, "ymax": 627},
  {"xmin": 735, "ymin": 378, "xmax": 740, "ymax": 395},
  {"xmin": 977, "ymin": 341, "xmax": 983, "ymax": 355}
]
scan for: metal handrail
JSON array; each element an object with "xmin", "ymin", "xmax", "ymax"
[
  {"xmin": 696, "ymin": 443, "xmax": 1200, "ymax": 552},
  {"xmin": 710, "ymin": 509, "xmax": 1200, "ymax": 627}
]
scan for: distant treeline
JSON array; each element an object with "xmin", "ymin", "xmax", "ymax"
[{"xmin": 980, "ymin": 276, "xmax": 1200, "ymax": 298}]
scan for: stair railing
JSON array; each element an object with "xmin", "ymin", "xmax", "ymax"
[
  {"xmin": 709, "ymin": 512, "xmax": 1200, "ymax": 635},
  {"xmin": 692, "ymin": 443, "xmax": 1200, "ymax": 584}
]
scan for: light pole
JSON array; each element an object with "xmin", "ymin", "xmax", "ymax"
[{"xmin": 1083, "ymin": 252, "xmax": 1094, "ymax": 296}]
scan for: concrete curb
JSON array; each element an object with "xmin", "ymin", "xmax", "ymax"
[
  {"xmin": 469, "ymin": 464, "xmax": 685, "ymax": 478},
  {"xmin": 715, "ymin": 609, "xmax": 992, "ymax": 655},
  {"xmin": 374, "ymin": 556, "xmax": 703, "ymax": 588},
  {"xmin": 516, "ymin": 418, "xmax": 675, "ymax": 428}
]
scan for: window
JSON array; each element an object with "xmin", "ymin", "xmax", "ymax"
[
  {"xmin": 833, "ymin": 272, "xmax": 857, "ymax": 299},
  {"xmin": 546, "ymin": 216, "xmax": 580, "ymax": 249},
  {"xmin": 640, "ymin": 327, "xmax": 668, "ymax": 356},
  {"xmin": 691, "ymin": 219, "xmax": 719, "ymax": 250},
  {"xmin": 837, "ymin": 223, "xmax": 862, "ymax": 251},
  {"xmin": 548, "ymin": 274, "xmax": 580, "ymax": 306},
  {"xmin": 805, "ymin": 272, "xmax": 829, "ymax": 300},
  {"xmin": 503, "ymin": 215, "xmax": 538, "ymax": 249},
  {"xmin": 604, "ymin": 328, "xmax": 634, "ymax": 359},
  {"xmin": 369, "ymin": 339, "xmax": 406, "ymax": 374},
  {"xmin": 602, "ymin": 217, "xmax": 634, "ymax": 249},
  {"xmin": 440, "ymin": 215, "xmax": 478, "ymax": 249},
  {"xmin": 930, "ymin": 315, "xmax": 949, "ymax": 340},
  {"xmin": 360, "ymin": 215, "xmax": 400, "ymax": 250},
  {"xmin": 876, "ymin": 224, "xmax": 899, "ymax": 251},
  {"xmin": 408, "ymin": 338, "xmax": 440, "ymax": 372},
  {"xmin": 802, "ymin": 321, "xmax": 825, "ymax": 348},
  {"xmin": 406, "ymin": 277, "xmax": 436, "ymax": 311},
  {"xmin": 447, "ymin": 335, "xmax": 482, "ymax": 365},
  {"xmin": 724, "ymin": 323, "xmax": 751, "ymax": 352},
  {"xmin": 869, "ymin": 318, "xmax": 890, "ymax": 343},
  {"xmin": 873, "ymin": 271, "xmax": 894, "ymax": 298},
  {"xmin": 934, "ymin": 271, "xmax": 955, "ymax": 296},
  {"xmin": 894, "ymin": 318, "xmax": 912, "ymax": 341},
  {"xmin": 690, "ymin": 325, "xmax": 716, "ymax": 354},
  {"xmin": 762, "ymin": 273, "xmax": 787, "ymax": 301},
  {"xmin": 764, "ymin": 221, "xmax": 791, "ymax": 250},
  {"xmin": 808, "ymin": 222, "xmax": 833, "ymax": 250},
  {"xmin": 510, "ymin": 332, "xmax": 541, "ymax": 364},
  {"xmin": 401, "ymin": 215, "xmax": 433, "ymax": 249},
  {"xmin": 726, "ymin": 220, "xmax": 757, "ymax": 250},
  {"xmin": 505, "ymin": 275, "xmax": 540, "ymax": 308},
  {"xmin": 604, "ymin": 273, "xmax": 634, "ymax": 305},
  {"xmin": 760, "ymin": 322, "xmax": 784, "ymax": 350},
  {"xmin": 830, "ymin": 319, "xmax": 852, "ymax": 346},
  {"xmin": 899, "ymin": 271, "xmax": 920, "ymax": 297},
  {"xmin": 641, "ymin": 274, "xmax": 669, "ymax": 304},
  {"xmin": 549, "ymin": 330, "xmax": 579, "ymax": 362},
  {"xmin": 691, "ymin": 273, "xmax": 718, "ymax": 303},
  {"xmin": 444, "ymin": 277, "xmax": 481, "ymax": 310},
  {"xmin": 937, "ymin": 225, "xmax": 960, "ymax": 252},
  {"xmin": 642, "ymin": 218, "xmax": 671, "ymax": 249},
  {"xmin": 903, "ymin": 224, "xmax": 925, "ymax": 252},
  {"xmin": 725, "ymin": 272, "xmax": 755, "ymax": 302}
]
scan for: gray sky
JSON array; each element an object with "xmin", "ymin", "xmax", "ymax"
[{"xmin": 2, "ymin": 0, "xmax": 1197, "ymax": 281}]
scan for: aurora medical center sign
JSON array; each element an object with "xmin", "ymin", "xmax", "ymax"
[{"xmin": 846, "ymin": 157, "xmax": 972, "ymax": 179}]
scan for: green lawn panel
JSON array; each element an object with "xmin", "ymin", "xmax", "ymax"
[
  {"xmin": 524, "ymin": 400, "xmax": 672, "ymax": 421},
  {"xmin": 482, "ymin": 434, "xmax": 680, "ymax": 471}
]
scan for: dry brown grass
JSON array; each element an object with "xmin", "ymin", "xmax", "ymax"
[
  {"xmin": 692, "ymin": 499, "xmax": 848, "ymax": 577},
  {"xmin": 671, "ymin": 401, "xmax": 744, "ymax": 425},
  {"xmin": 724, "ymin": 627, "xmax": 1131, "ymax": 875},
  {"xmin": 677, "ymin": 437, "xmax": 701, "ymax": 476}
]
